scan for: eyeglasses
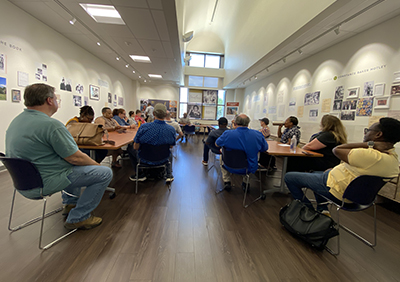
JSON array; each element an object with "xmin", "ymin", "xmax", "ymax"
[{"xmin": 364, "ymin": 128, "xmax": 379, "ymax": 135}]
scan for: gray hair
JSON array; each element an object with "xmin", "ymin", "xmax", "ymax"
[
  {"xmin": 235, "ymin": 114, "xmax": 250, "ymax": 127},
  {"xmin": 24, "ymin": 83, "xmax": 55, "ymax": 107}
]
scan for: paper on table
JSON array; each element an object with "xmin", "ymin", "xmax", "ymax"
[{"xmin": 278, "ymin": 144, "xmax": 290, "ymax": 147}]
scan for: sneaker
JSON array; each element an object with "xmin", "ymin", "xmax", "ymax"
[
  {"xmin": 202, "ymin": 160, "xmax": 208, "ymax": 166},
  {"xmin": 129, "ymin": 174, "xmax": 147, "ymax": 182},
  {"xmin": 224, "ymin": 182, "xmax": 231, "ymax": 191},
  {"xmin": 62, "ymin": 204, "xmax": 76, "ymax": 216},
  {"xmin": 166, "ymin": 176, "xmax": 174, "ymax": 182},
  {"xmin": 64, "ymin": 215, "xmax": 102, "ymax": 230}
]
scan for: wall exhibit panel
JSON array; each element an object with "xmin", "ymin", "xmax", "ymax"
[
  {"xmin": 0, "ymin": 1, "xmax": 136, "ymax": 155},
  {"xmin": 243, "ymin": 14, "xmax": 400, "ymax": 162}
]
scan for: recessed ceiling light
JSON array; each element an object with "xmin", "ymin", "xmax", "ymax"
[
  {"xmin": 69, "ymin": 18, "xmax": 76, "ymax": 25},
  {"xmin": 116, "ymin": 57, "xmax": 120, "ymax": 60},
  {"xmin": 125, "ymin": 64, "xmax": 129, "ymax": 68},
  {"xmin": 96, "ymin": 42, "xmax": 101, "ymax": 46},
  {"xmin": 129, "ymin": 55, "xmax": 151, "ymax": 63},
  {"xmin": 144, "ymin": 80, "xmax": 147, "ymax": 82},
  {"xmin": 138, "ymin": 75, "xmax": 141, "ymax": 78},
  {"xmin": 79, "ymin": 3, "xmax": 125, "ymax": 25},
  {"xmin": 148, "ymin": 74, "xmax": 162, "ymax": 79},
  {"xmin": 132, "ymin": 70, "xmax": 135, "ymax": 73}
]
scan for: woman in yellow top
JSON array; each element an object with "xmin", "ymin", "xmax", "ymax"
[{"xmin": 66, "ymin": 106, "xmax": 108, "ymax": 164}]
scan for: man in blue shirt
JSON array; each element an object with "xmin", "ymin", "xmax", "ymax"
[
  {"xmin": 128, "ymin": 103, "xmax": 176, "ymax": 182},
  {"xmin": 216, "ymin": 114, "xmax": 268, "ymax": 190},
  {"xmin": 6, "ymin": 83, "xmax": 112, "ymax": 230},
  {"xmin": 202, "ymin": 117, "xmax": 229, "ymax": 165}
]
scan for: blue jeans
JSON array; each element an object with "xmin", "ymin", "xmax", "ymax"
[
  {"xmin": 284, "ymin": 170, "xmax": 339, "ymax": 211},
  {"xmin": 62, "ymin": 165, "xmax": 113, "ymax": 223}
]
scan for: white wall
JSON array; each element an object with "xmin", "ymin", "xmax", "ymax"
[
  {"xmin": 242, "ymin": 14, "xmax": 400, "ymax": 158},
  {"xmin": 0, "ymin": 1, "xmax": 137, "ymax": 154}
]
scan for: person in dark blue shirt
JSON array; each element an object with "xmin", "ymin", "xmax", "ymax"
[
  {"xmin": 216, "ymin": 114, "xmax": 268, "ymax": 191},
  {"xmin": 127, "ymin": 103, "xmax": 176, "ymax": 182},
  {"xmin": 113, "ymin": 108, "xmax": 135, "ymax": 129},
  {"xmin": 202, "ymin": 117, "xmax": 230, "ymax": 165}
]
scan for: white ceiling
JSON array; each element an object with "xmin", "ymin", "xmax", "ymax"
[{"xmin": 8, "ymin": 0, "xmax": 400, "ymax": 89}]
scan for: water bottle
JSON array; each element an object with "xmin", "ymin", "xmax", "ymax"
[{"xmin": 290, "ymin": 135, "xmax": 297, "ymax": 153}]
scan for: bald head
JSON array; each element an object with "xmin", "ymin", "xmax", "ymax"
[{"xmin": 235, "ymin": 114, "xmax": 250, "ymax": 127}]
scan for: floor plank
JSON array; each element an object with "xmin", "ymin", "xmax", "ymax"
[{"xmin": 1, "ymin": 134, "xmax": 400, "ymax": 281}]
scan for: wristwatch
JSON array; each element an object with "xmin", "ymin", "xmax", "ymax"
[{"xmin": 367, "ymin": 141, "xmax": 374, "ymax": 149}]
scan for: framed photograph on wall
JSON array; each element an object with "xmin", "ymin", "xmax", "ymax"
[
  {"xmin": 390, "ymin": 84, "xmax": 400, "ymax": 95},
  {"xmin": 374, "ymin": 83, "xmax": 385, "ymax": 97},
  {"xmin": 89, "ymin": 85, "xmax": 100, "ymax": 100},
  {"xmin": 346, "ymin": 87, "xmax": 359, "ymax": 99},
  {"xmin": 374, "ymin": 96, "xmax": 390, "ymax": 109},
  {"xmin": 11, "ymin": 89, "xmax": 21, "ymax": 102}
]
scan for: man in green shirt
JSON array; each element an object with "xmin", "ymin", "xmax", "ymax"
[{"xmin": 6, "ymin": 83, "xmax": 112, "ymax": 230}]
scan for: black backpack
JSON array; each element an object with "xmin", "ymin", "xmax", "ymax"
[{"xmin": 279, "ymin": 200, "xmax": 339, "ymax": 249}]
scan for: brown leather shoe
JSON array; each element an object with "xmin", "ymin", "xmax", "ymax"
[
  {"xmin": 62, "ymin": 204, "xmax": 76, "ymax": 216},
  {"xmin": 64, "ymin": 215, "xmax": 102, "ymax": 230}
]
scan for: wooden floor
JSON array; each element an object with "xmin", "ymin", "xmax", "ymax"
[{"xmin": 1, "ymin": 135, "xmax": 400, "ymax": 282}]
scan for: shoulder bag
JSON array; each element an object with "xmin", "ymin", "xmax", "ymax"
[
  {"xmin": 279, "ymin": 199, "xmax": 339, "ymax": 249},
  {"xmin": 67, "ymin": 123, "xmax": 104, "ymax": 146}
]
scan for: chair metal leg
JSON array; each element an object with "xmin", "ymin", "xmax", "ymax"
[
  {"xmin": 38, "ymin": 198, "xmax": 77, "ymax": 250},
  {"xmin": 339, "ymin": 203, "xmax": 377, "ymax": 248},
  {"xmin": 8, "ymin": 190, "xmax": 77, "ymax": 250},
  {"xmin": 8, "ymin": 189, "xmax": 63, "ymax": 232},
  {"xmin": 136, "ymin": 163, "xmax": 139, "ymax": 194}
]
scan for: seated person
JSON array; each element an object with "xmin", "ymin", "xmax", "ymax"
[
  {"xmin": 113, "ymin": 108, "xmax": 136, "ymax": 129},
  {"xmin": 258, "ymin": 117, "xmax": 271, "ymax": 139},
  {"xmin": 6, "ymin": 83, "xmax": 112, "ymax": 230},
  {"xmin": 165, "ymin": 110, "xmax": 184, "ymax": 140},
  {"xmin": 216, "ymin": 114, "xmax": 268, "ymax": 191},
  {"xmin": 134, "ymin": 109, "xmax": 146, "ymax": 126},
  {"xmin": 66, "ymin": 106, "xmax": 107, "ymax": 163},
  {"xmin": 286, "ymin": 114, "xmax": 347, "ymax": 172},
  {"xmin": 127, "ymin": 111, "xmax": 138, "ymax": 126},
  {"xmin": 202, "ymin": 117, "xmax": 229, "ymax": 166},
  {"xmin": 179, "ymin": 112, "xmax": 190, "ymax": 125},
  {"xmin": 258, "ymin": 117, "xmax": 275, "ymax": 170},
  {"xmin": 284, "ymin": 117, "xmax": 400, "ymax": 216},
  {"xmin": 178, "ymin": 112, "xmax": 191, "ymax": 141},
  {"xmin": 127, "ymin": 103, "xmax": 176, "ymax": 182},
  {"xmin": 278, "ymin": 116, "xmax": 301, "ymax": 144},
  {"xmin": 94, "ymin": 107, "xmax": 124, "ymax": 168}
]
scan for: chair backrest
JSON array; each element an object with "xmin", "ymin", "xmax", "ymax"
[
  {"xmin": 138, "ymin": 143, "xmax": 171, "ymax": 162},
  {"xmin": 343, "ymin": 175, "xmax": 389, "ymax": 205},
  {"xmin": 183, "ymin": 125, "xmax": 196, "ymax": 133},
  {"xmin": 222, "ymin": 147, "xmax": 248, "ymax": 170},
  {"xmin": 0, "ymin": 153, "xmax": 43, "ymax": 191}
]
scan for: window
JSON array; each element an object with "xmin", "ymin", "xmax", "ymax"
[
  {"xmin": 179, "ymin": 88, "xmax": 225, "ymax": 120},
  {"xmin": 188, "ymin": 76, "xmax": 219, "ymax": 88},
  {"xmin": 188, "ymin": 52, "xmax": 223, "ymax": 68}
]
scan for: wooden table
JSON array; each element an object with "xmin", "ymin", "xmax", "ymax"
[
  {"xmin": 264, "ymin": 140, "xmax": 323, "ymax": 194},
  {"xmin": 79, "ymin": 129, "xmax": 137, "ymax": 150},
  {"xmin": 78, "ymin": 129, "xmax": 137, "ymax": 197}
]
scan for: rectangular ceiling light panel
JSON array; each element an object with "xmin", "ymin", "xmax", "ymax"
[
  {"xmin": 80, "ymin": 3, "xmax": 125, "ymax": 25},
  {"xmin": 129, "ymin": 55, "xmax": 152, "ymax": 63},
  {"xmin": 148, "ymin": 74, "xmax": 162, "ymax": 79}
]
